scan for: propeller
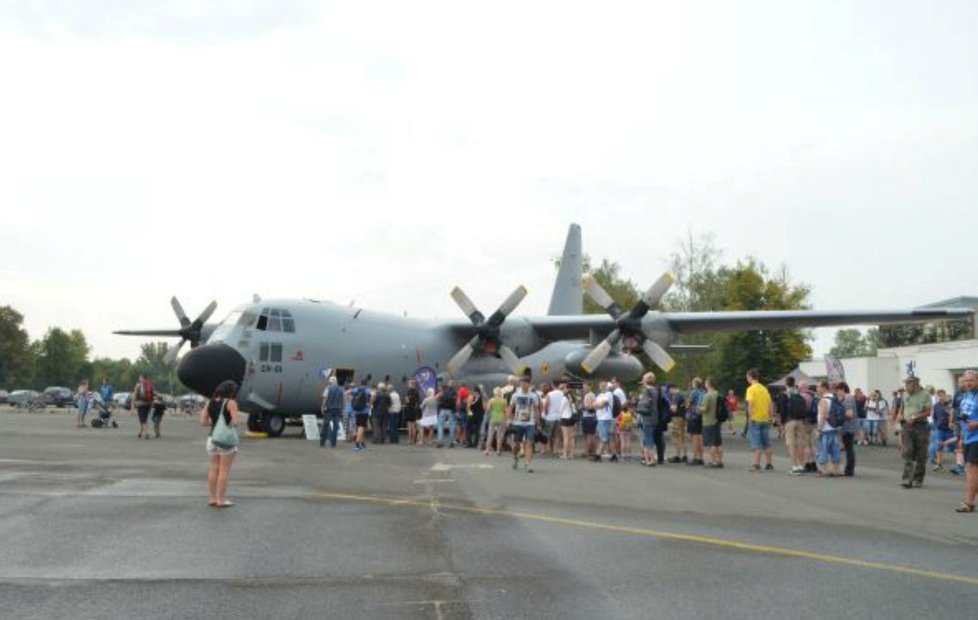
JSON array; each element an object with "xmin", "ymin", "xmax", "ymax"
[
  {"xmin": 163, "ymin": 297, "xmax": 218, "ymax": 364},
  {"xmin": 580, "ymin": 272, "xmax": 676, "ymax": 374},
  {"xmin": 445, "ymin": 285, "xmax": 528, "ymax": 377}
]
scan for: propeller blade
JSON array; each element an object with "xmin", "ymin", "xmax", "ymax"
[
  {"xmin": 171, "ymin": 297, "xmax": 191, "ymax": 328},
  {"xmin": 113, "ymin": 329, "xmax": 182, "ymax": 337},
  {"xmin": 583, "ymin": 276, "xmax": 624, "ymax": 319},
  {"xmin": 196, "ymin": 300, "xmax": 218, "ymax": 325},
  {"xmin": 163, "ymin": 339, "xmax": 186, "ymax": 365},
  {"xmin": 580, "ymin": 331, "xmax": 620, "ymax": 375},
  {"xmin": 497, "ymin": 345, "xmax": 526, "ymax": 376},
  {"xmin": 450, "ymin": 287, "xmax": 484, "ymax": 325},
  {"xmin": 641, "ymin": 339, "xmax": 677, "ymax": 373},
  {"xmin": 445, "ymin": 337, "xmax": 479, "ymax": 376},
  {"xmin": 487, "ymin": 285, "xmax": 528, "ymax": 327},
  {"xmin": 641, "ymin": 272, "xmax": 676, "ymax": 309}
]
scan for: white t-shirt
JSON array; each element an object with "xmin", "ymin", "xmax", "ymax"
[
  {"xmin": 544, "ymin": 390, "xmax": 565, "ymax": 422},
  {"xmin": 866, "ymin": 399, "xmax": 880, "ymax": 421},
  {"xmin": 510, "ymin": 390, "xmax": 542, "ymax": 426},
  {"xmin": 388, "ymin": 390, "xmax": 402, "ymax": 413},
  {"xmin": 596, "ymin": 391, "xmax": 614, "ymax": 422}
]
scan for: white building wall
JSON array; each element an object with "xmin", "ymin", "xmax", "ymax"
[
  {"xmin": 801, "ymin": 340, "xmax": 978, "ymax": 394},
  {"xmin": 799, "ymin": 357, "xmax": 899, "ymax": 395}
]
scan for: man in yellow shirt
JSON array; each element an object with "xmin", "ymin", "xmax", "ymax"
[{"xmin": 745, "ymin": 368, "xmax": 775, "ymax": 471}]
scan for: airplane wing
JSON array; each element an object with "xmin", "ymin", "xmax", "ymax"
[
  {"xmin": 515, "ymin": 307, "xmax": 973, "ymax": 341},
  {"xmin": 662, "ymin": 308, "xmax": 975, "ymax": 334}
]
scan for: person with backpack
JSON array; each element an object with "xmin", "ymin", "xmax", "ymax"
[
  {"xmin": 636, "ymin": 372, "xmax": 661, "ymax": 467},
  {"xmin": 814, "ymin": 380, "xmax": 842, "ymax": 477},
  {"xmin": 796, "ymin": 381, "xmax": 817, "ymax": 472},
  {"xmin": 131, "ymin": 373, "xmax": 155, "ymax": 440},
  {"xmin": 320, "ymin": 376, "xmax": 346, "ymax": 448},
  {"xmin": 370, "ymin": 382, "xmax": 391, "ymax": 444},
  {"xmin": 702, "ymin": 377, "xmax": 725, "ymax": 468},
  {"xmin": 836, "ymin": 382, "xmax": 859, "ymax": 477},
  {"xmin": 350, "ymin": 379, "xmax": 371, "ymax": 452},
  {"xmin": 782, "ymin": 376, "xmax": 811, "ymax": 475},
  {"xmin": 436, "ymin": 380, "xmax": 458, "ymax": 448},
  {"xmin": 686, "ymin": 378, "xmax": 706, "ymax": 466},
  {"xmin": 900, "ymin": 375, "xmax": 932, "ymax": 488},
  {"xmin": 667, "ymin": 384, "xmax": 688, "ymax": 463}
]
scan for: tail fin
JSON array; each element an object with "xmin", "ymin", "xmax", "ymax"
[{"xmin": 548, "ymin": 223, "xmax": 583, "ymax": 316}]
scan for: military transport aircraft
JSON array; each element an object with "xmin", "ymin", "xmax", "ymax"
[{"xmin": 116, "ymin": 224, "xmax": 973, "ymax": 436}]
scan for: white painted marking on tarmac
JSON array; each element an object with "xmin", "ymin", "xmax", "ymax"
[
  {"xmin": 413, "ymin": 478, "xmax": 455, "ymax": 484},
  {"xmin": 430, "ymin": 463, "xmax": 493, "ymax": 471}
]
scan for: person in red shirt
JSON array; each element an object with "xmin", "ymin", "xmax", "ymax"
[
  {"xmin": 726, "ymin": 390, "xmax": 740, "ymax": 436},
  {"xmin": 456, "ymin": 384, "xmax": 470, "ymax": 445}
]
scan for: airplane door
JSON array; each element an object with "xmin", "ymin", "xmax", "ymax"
[{"xmin": 334, "ymin": 368, "xmax": 355, "ymax": 387}]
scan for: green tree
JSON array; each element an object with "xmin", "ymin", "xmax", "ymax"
[
  {"xmin": 715, "ymin": 259, "xmax": 812, "ymax": 394},
  {"xmin": 0, "ymin": 306, "xmax": 34, "ymax": 389},
  {"xmin": 662, "ymin": 232, "xmax": 729, "ymax": 387},
  {"xmin": 829, "ymin": 328, "xmax": 877, "ymax": 358},
  {"xmin": 135, "ymin": 342, "xmax": 178, "ymax": 393},
  {"xmin": 583, "ymin": 257, "xmax": 639, "ymax": 315},
  {"xmin": 35, "ymin": 328, "xmax": 90, "ymax": 387}
]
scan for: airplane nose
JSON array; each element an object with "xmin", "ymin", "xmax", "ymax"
[{"xmin": 177, "ymin": 343, "xmax": 247, "ymax": 397}]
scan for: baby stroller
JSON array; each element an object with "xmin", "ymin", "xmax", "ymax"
[{"xmin": 90, "ymin": 397, "xmax": 119, "ymax": 428}]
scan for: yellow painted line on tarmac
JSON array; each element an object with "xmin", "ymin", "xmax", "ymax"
[{"xmin": 312, "ymin": 491, "xmax": 978, "ymax": 588}]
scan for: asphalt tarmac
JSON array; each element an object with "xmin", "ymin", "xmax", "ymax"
[{"xmin": 1, "ymin": 407, "xmax": 977, "ymax": 620}]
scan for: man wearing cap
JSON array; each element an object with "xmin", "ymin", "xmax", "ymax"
[{"xmin": 900, "ymin": 375, "xmax": 932, "ymax": 488}]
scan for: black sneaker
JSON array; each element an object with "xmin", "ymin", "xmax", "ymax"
[
  {"xmin": 610, "ymin": 455, "xmax": 619, "ymax": 463},
  {"xmin": 764, "ymin": 464, "xmax": 774, "ymax": 471},
  {"xmin": 667, "ymin": 456, "xmax": 681, "ymax": 463},
  {"xmin": 681, "ymin": 456, "xmax": 689, "ymax": 464}
]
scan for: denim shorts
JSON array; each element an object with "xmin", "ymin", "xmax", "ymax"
[
  {"xmin": 935, "ymin": 428, "xmax": 955, "ymax": 452},
  {"xmin": 511, "ymin": 424, "xmax": 535, "ymax": 444},
  {"xmin": 597, "ymin": 419, "xmax": 612, "ymax": 443},
  {"xmin": 818, "ymin": 430, "xmax": 841, "ymax": 465},
  {"xmin": 749, "ymin": 422, "xmax": 771, "ymax": 450},
  {"xmin": 641, "ymin": 423, "xmax": 655, "ymax": 448}
]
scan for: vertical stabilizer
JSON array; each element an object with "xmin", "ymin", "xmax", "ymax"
[{"xmin": 548, "ymin": 224, "xmax": 583, "ymax": 316}]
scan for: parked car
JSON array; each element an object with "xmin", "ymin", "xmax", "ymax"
[
  {"xmin": 177, "ymin": 393, "xmax": 206, "ymax": 414},
  {"xmin": 113, "ymin": 392, "xmax": 132, "ymax": 410},
  {"xmin": 9, "ymin": 390, "xmax": 41, "ymax": 407},
  {"xmin": 0, "ymin": 390, "xmax": 9, "ymax": 405},
  {"xmin": 42, "ymin": 386, "xmax": 75, "ymax": 408},
  {"xmin": 156, "ymin": 393, "xmax": 178, "ymax": 409}
]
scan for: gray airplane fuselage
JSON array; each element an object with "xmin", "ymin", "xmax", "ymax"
[{"xmin": 190, "ymin": 298, "xmax": 642, "ymax": 417}]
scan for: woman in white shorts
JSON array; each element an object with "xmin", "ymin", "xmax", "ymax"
[
  {"xmin": 200, "ymin": 380, "xmax": 240, "ymax": 507},
  {"xmin": 419, "ymin": 388, "xmax": 438, "ymax": 446}
]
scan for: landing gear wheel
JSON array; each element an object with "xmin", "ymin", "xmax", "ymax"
[
  {"xmin": 247, "ymin": 413, "xmax": 265, "ymax": 433},
  {"xmin": 265, "ymin": 413, "xmax": 285, "ymax": 437}
]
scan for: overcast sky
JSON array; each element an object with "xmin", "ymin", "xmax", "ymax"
[{"xmin": 2, "ymin": 0, "xmax": 976, "ymax": 362}]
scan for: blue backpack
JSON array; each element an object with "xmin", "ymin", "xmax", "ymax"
[{"xmin": 828, "ymin": 395, "xmax": 847, "ymax": 430}]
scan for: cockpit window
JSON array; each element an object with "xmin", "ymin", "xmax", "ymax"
[
  {"xmin": 256, "ymin": 308, "xmax": 296, "ymax": 333},
  {"xmin": 238, "ymin": 311, "xmax": 258, "ymax": 327},
  {"xmin": 210, "ymin": 311, "xmax": 241, "ymax": 342}
]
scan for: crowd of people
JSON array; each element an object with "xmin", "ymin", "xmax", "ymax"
[{"xmin": 317, "ymin": 368, "xmax": 978, "ymax": 512}]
